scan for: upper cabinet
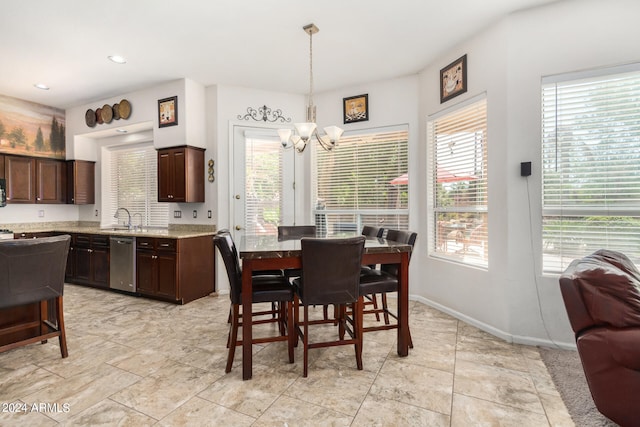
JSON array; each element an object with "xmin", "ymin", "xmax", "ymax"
[
  {"xmin": 67, "ymin": 160, "xmax": 95, "ymax": 204},
  {"xmin": 2, "ymin": 155, "xmax": 96, "ymax": 205},
  {"xmin": 36, "ymin": 158, "xmax": 66, "ymax": 204},
  {"xmin": 157, "ymin": 146, "xmax": 204, "ymax": 203},
  {"xmin": 5, "ymin": 155, "xmax": 65, "ymax": 204},
  {"xmin": 5, "ymin": 156, "xmax": 35, "ymax": 203}
]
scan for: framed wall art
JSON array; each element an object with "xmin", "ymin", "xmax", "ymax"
[
  {"xmin": 343, "ymin": 94, "xmax": 368, "ymax": 124},
  {"xmin": 440, "ymin": 55, "xmax": 467, "ymax": 103},
  {"xmin": 158, "ymin": 96, "xmax": 178, "ymax": 128}
]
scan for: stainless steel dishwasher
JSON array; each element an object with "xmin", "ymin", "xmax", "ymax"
[{"xmin": 110, "ymin": 236, "xmax": 136, "ymax": 292}]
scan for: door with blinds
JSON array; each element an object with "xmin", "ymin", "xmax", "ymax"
[{"xmin": 232, "ymin": 126, "xmax": 295, "ymax": 240}]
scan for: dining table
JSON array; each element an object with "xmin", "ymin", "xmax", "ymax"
[{"xmin": 237, "ymin": 233, "xmax": 412, "ymax": 380}]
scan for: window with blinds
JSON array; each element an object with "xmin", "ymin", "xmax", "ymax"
[
  {"xmin": 108, "ymin": 144, "xmax": 168, "ymax": 228},
  {"xmin": 542, "ymin": 64, "xmax": 640, "ymax": 273},
  {"xmin": 428, "ymin": 97, "xmax": 488, "ymax": 268},
  {"xmin": 314, "ymin": 126, "xmax": 409, "ymax": 235}
]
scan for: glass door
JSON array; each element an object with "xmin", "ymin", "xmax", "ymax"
[{"xmin": 232, "ymin": 125, "xmax": 295, "ymax": 240}]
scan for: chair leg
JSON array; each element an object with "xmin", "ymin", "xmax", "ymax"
[
  {"xmin": 354, "ymin": 297, "xmax": 363, "ymax": 371},
  {"xmin": 56, "ymin": 297, "xmax": 68, "ymax": 358},
  {"xmin": 287, "ymin": 300, "xmax": 295, "ymax": 363},
  {"xmin": 369, "ymin": 294, "xmax": 381, "ymax": 321},
  {"xmin": 303, "ymin": 305, "xmax": 309, "ymax": 378},
  {"xmin": 381, "ymin": 293, "xmax": 391, "ymax": 325},
  {"xmin": 226, "ymin": 304, "xmax": 239, "ymax": 373}
]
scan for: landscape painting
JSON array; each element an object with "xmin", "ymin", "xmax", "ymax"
[{"xmin": 0, "ymin": 94, "xmax": 66, "ymax": 159}]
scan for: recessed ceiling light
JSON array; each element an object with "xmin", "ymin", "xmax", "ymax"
[
  {"xmin": 116, "ymin": 129, "xmax": 128, "ymax": 133},
  {"xmin": 108, "ymin": 55, "xmax": 127, "ymax": 64},
  {"xmin": 34, "ymin": 83, "xmax": 50, "ymax": 90}
]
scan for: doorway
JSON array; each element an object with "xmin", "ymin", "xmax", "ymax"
[{"xmin": 231, "ymin": 125, "xmax": 296, "ymax": 241}]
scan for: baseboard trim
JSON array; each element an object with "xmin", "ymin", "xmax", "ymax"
[{"xmin": 410, "ymin": 294, "xmax": 576, "ymax": 350}]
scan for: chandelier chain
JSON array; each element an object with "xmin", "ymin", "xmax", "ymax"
[{"xmin": 308, "ymin": 28, "xmax": 314, "ymax": 111}]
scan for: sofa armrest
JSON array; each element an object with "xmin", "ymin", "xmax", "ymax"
[{"xmin": 607, "ymin": 328, "xmax": 640, "ymax": 371}]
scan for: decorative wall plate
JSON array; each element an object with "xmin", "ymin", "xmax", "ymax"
[
  {"xmin": 118, "ymin": 99, "xmax": 131, "ymax": 119},
  {"xmin": 95, "ymin": 107, "xmax": 103, "ymax": 124},
  {"xmin": 85, "ymin": 109, "xmax": 96, "ymax": 127},
  {"xmin": 112, "ymin": 103, "xmax": 120, "ymax": 120},
  {"xmin": 101, "ymin": 104, "xmax": 113, "ymax": 123}
]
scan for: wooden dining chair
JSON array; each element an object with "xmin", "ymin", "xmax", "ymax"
[
  {"xmin": 277, "ymin": 225, "xmax": 317, "ymax": 282},
  {"xmin": 293, "ymin": 236, "xmax": 365, "ymax": 377},
  {"xmin": 358, "ymin": 229, "xmax": 416, "ymax": 348},
  {"xmin": 361, "ymin": 225, "xmax": 385, "ymax": 322},
  {"xmin": 213, "ymin": 230, "xmax": 295, "ymax": 373}
]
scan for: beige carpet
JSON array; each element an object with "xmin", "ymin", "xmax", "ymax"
[{"xmin": 539, "ymin": 347, "xmax": 619, "ymax": 427}]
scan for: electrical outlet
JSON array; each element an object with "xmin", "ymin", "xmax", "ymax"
[
  {"xmin": 95, "ymin": 209, "xmax": 99, "ymax": 217},
  {"xmin": 207, "ymin": 210, "xmax": 212, "ymax": 219},
  {"xmin": 193, "ymin": 210, "xmax": 197, "ymax": 218},
  {"xmin": 173, "ymin": 210, "xmax": 182, "ymax": 218},
  {"xmin": 38, "ymin": 210, "xmax": 45, "ymax": 218}
]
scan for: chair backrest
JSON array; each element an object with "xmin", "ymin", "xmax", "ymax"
[
  {"xmin": 0, "ymin": 235, "xmax": 71, "ymax": 309},
  {"xmin": 278, "ymin": 225, "xmax": 316, "ymax": 240},
  {"xmin": 300, "ymin": 236, "xmax": 365, "ymax": 305},
  {"xmin": 382, "ymin": 229, "xmax": 417, "ymax": 276},
  {"xmin": 213, "ymin": 230, "xmax": 242, "ymax": 303},
  {"xmin": 361, "ymin": 225, "xmax": 384, "ymax": 238}
]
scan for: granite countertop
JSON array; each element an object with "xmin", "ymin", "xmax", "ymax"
[{"xmin": 4, "ymin": 221, "xmax": 217, "ymax": 239}]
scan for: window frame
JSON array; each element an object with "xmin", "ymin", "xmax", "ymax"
[
  {"xmin": 427, "ymin": 95, "xmax": 488, "ymax": 268},
  {"xmin": 541, "ymin": 63, "xmax": 640, "ymax": 274},
  {"xmin": 312, "ymin": 125, "xmax": 410, "ymax": 235}
]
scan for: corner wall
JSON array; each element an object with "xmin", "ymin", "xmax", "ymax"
[{"xmin": 417, "ymin": 0, "xmax": 640, "ymax": 346}]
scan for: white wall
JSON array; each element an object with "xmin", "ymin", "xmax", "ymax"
[
  {"xmin": 416, "ymin": 0, "xmax": 640, "ymax": 347},
  {"xmin": 63, "ymin": 78, "xmax": 216, "ymax": 225}
]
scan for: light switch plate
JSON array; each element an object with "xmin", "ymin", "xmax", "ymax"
[
  {"xmin": 173, "ymin": 210, "xmax": 181, "ymax": 218},
  {"xmin": 193, "ymin": 210, "xmax": 197, "ymax": 218}
]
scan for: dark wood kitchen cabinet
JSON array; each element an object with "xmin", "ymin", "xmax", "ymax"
[
  {"xmin": 4, "ymin": 155, "xmax": 65, "ymax": 204},
  {"xmin": 72, "ymin": 234, "xmax": 109, "ymax": 288},
  {"xmin": 137, "ymin": 237, "xmax": 178, "ymax": 300},
  {"xmin": 66, "ymin": 160, "xmax": 95, "ymax": 204},
  {"xmin": 157, "ymin": 146, "xmax": 204, "ymax": 203},
  {"xmin": 136, "ymin": 235, "xmax": 214, "ymax": 304}
]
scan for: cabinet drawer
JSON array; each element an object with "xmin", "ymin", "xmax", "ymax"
[
  {"xmin": 136, "ymin": 237, "xmax": 155, "ymax": 250},
  {"xmin": 76, "ymin": 234, "xmax": 91, "ymax": 247},
  {"xmin": 92, "ymin": 235, "xmax": 110, "ymax": 247},
  {"xmin": 156, "ymin": 239, "xmax": 176, "ymax": 252}
]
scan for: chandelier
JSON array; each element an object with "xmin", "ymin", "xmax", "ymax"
[{"xmin": 279, "ymin": 23, "xmax": 344, "ymax": 153}]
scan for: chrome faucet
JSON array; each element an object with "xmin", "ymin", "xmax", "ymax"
[
  {"xmin": 114, "ymin": 207, "xmax": 132, "ymax": 230},
  {"xmin": 132, "ymin": 212, "xmax": 143, "ymax": 231}
]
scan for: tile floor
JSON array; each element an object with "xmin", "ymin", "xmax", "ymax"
[{"xmin": 0, "ymin": 284, "xmax": 574, "ymax": 426}]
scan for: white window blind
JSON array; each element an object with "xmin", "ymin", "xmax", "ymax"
[
  {"xmin": 314, "ymin": 127, "xmax": 409, "ymax": 235},
  {"xmin": 542, "ymin": 66, "xmax": 640, "ymax": 273},
  {"xmin": 244, "ymin": 135, "xmax": 283, "ymax": 235},
  {"xmin": 428, "ymin": 98, "xmax": 488, "ymax": 268},
  {"xmin": 108, "ymin": 144, "xmax": 168, "ymax": 228}
]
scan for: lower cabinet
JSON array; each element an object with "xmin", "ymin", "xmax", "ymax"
[
  {"xmin": 136, "ymin": 235, "xmax": 214, "ymax": 304},
  {"xmin": 137, "ymin": 238, "xmax": 178, "ymax": 300},
  {"xmin": 69, "ymin": 234, "xmax": 110, "ymax": 288}
]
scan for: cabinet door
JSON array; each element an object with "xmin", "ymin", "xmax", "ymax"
[
  {"xmin": 156, "ymin": 252, "xmax": 177, "ymax": 298},
  {"xmin": 171, "ymin": 150, "xmax": 186, "ymax": 202},
  {"xmin": 75, "ymin": 247, "xmax": 92, "ymax": 282},
  {"xmin": 37, "ymin": 159, "xmax": 65, "ymax": 203},
  {"xmin": 66, "ymin": 246, "xmax": 76, "ymax": 280},
  {"xmin": 136, "ymin": 250, "xmax": 156, "ymax": 294},
  {"xmin": 5, "ymin": 156, "xmax": 35, "ymax": 203},
  {"xmin": 67, "ymin": 160, "xmax": 95, "ymax": 204},
  {"xmin": 157, "ymin": 150, "xmax": 172, "ymax": 202},
  {"xmin": 91, "ymin": 247, "xmax": 109, "ymax": 288}
]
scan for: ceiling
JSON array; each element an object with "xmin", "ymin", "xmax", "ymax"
[{"xmin": 1, "ymin": 0, "xmax": 560, "ymax": 110}]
